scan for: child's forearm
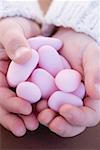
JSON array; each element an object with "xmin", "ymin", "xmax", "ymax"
[
  {"xmin": 44, "ymin": 0, "xmax": 99, "ymax": 44},
  {"xmin": 0, "ymin": 0, "xmax": 43, "ymax": 23}
]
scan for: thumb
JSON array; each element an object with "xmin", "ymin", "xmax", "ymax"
[
  {"xmin": 0, "ymin": 18, "xmax": 40, "ymax": 64},
  {"xmin": 83, "ymin": 42, "xmax": 100, "ymax": 99}
]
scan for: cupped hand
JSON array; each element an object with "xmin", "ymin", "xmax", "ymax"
[
  {"xmin": 37, "ymin": 28, "xmax": 100, "ymax": 137},
  {"xmin": 0, "ymin": 17, "xmax": 40, "ymax": 136}
]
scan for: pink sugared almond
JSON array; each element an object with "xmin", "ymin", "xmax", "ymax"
[
  {"xmin": 55, "ymin": 69, "xmax": 81, "ymax": 92},
  {"xmin": 31, "ymin": 68, "xmax": 57, "ymax": 99},
  {"xmin": 48, "ymin": 91, "xmax": 83, "ymax": 111},
  {"xmin": 60, "ymin": 55, "xmax": 71, "ymax": 69},
  {"xmin": 16, "ymin": 82, "xmax": 41, "ymax": 103},
  {"xmin": 7, "ymin": 50, "xmax": 39, "ymax": 87},
  {"xmin": 38, "ymin": 45, "xmax": 64, "ymax": 76},
  {"xmin": 72, "ymin": 82, "xmax": 85, "ymax": 99},
  {"xmin": 28, "ymin": 36, "xmax": 62, "ymax": 51}
]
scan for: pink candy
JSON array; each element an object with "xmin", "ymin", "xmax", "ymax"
[
  {"xmin": 48, "ymin": 91, "xmax": 83, "ymax": 112},
  {"xmin": 60, "ymin": 55, "xmax": 71, "ymax": 69},
  {"xmin": 73, "ymin": 82, "xmax": 85, "ymax": 99},
  {"xmin": 17, "ymin": 82, "xmax": 41, "ymax": 103},
  {"xmin": 55, "ymin": 69, "xmax": 81, "ymax": 92},
  {"xmin": 38, "ymin": 45, "xmax": 64, "ymax": 76},
  {"xmin": 7, "ymin": 50, "xmax": 39, "ymax": 87},
  {"xmin": 7, "ymin": 36, "xmax": 85, "ymax": 112},
  {"xmin": 31, "ymin": 68, "xmax": 57, "ymax": 99},
  {"xmin": 28, "ymin": 36, "xmax": 62, "ymax": 50}
]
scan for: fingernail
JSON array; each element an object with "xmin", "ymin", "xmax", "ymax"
[
  {"xmin": 14, "ymin": 47, "xmax": 32, "ymax": 63},
  {"xmin": 66, "ymin": 114, "xmax": 72, "ymax": 120},
  {"xmin": 15, "ymin": 127, "xmax": 26, "ymax": 137},
  {"xmin": 22, "ymin": 105, "xmax": 32, "ymax": 115},
  {"xmin": 15, "ymin": 47, "xmax": 30, "ymax": 57},
  {"xmin": 55, "ymin": 122, "xmax": 67, "ymax": 135},
  {"xmin": 57, "ymin": 126, "xmax": 65, "ymax": 135},
  {"xmin": 28, "ymin": 121, "xmax": 39, "ymax": 131}
]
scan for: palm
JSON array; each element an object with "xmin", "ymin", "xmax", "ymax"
[
  {"xmin": 54, "ymin": 28, "xmax": 100, "ymax": 98},
  {"xmin": 54, "ymin": 28, "xmax": 92, "ymax": 74}
]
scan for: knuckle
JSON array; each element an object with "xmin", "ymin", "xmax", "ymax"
[
  {"xmin": 11, "ymin": 97, "xmax": 22, "ymax": 113},
  {"xmin": 6, "ymin": 31, "xmax": 22, "ymax": 48}
]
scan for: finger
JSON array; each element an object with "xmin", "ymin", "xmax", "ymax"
[
  {"xmin": 83, "ymin": 42, "xmax": 100, "ymax": 99},
  {"xmin": 0, "ymin": 60, "xmax": 10, "ymax": 74},
  {"xmin": 19, "ymin": 113, "xmax": 39, "ymax": 131},
  {"xmin": 0, "ymin": 17, "xmax": 40, "ymax": 64},
  {"xmin": 38, "ymin": 108, "xmax": 56, "ymax": 126},
  {"xmin": 0, "ymin": 72, "xmax": 8, "ymax": 87},
  {"xmin": 0, "ymin": 48, "xmax": 9, "ymax": 60},
  {"xmin": 59, "ymin": 98, "xmax": 100, "ymax": 127},
  {"xmin": 36, "ymin": 100, "xmax": 48, "ymax": 112},
  {"xmin": 0, "ymin": 87, "xmax": 32, "ymax": 115},
  {"xmin": 0, "ymin": 107, "xmax": 26, "ymax": 137},
  {"xmin": 49, "ymin": 116, "xmax": 86, "ymax": 137},
  {"xmin": 14, "ymin": 17, "xmax": 41, "ymax": 38}
]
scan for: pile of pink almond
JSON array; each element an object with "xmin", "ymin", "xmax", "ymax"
[{"xmin": 7, "ymin": 36, "xmax": 85, "ymax": 112}]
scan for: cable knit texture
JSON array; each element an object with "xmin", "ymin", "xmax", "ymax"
[
  {"xmin": 0, "ymin": 0, "xmax": 99, "ymax": 43},
  {"xmin": 44, "ymin": 0, "xmax": 100, "ymax": 44},
  {"xmin": 0, "ymin": 0, "xmax": 43, "ymax": 23}
]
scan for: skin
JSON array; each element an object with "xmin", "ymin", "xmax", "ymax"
[
  {"xmin": 0, "ymin": 16, "xmax": 100, "ymax": 137},
  {"xmin": 37, "ymin": 28, "xmax": 100, "ymax": 137},
  {"xmin": 0, "ymin": 17, "xmax": 40, "ymax": 136}
]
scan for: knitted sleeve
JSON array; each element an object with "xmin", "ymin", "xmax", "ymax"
[
  {"xmin": 0, "ymin": 0, "xmax": 43, "ymax": 24},
  {"xmin": 44, "ymin": 0, "xmax": 100, "ymax": 44}
]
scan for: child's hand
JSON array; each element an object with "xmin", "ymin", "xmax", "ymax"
[
  {"xmin": 37, "ymin": 28, "xmax": 100, "ymax": 137},
  {"xmin": 0, "ymin": 17, "xmax": 40, "ymax": 64},
  {"xmin": 0, "ymin": 48, "xmax": 39, "ymax": 137},
  {"xmin": 0, "ymin": 17, "xmax": 40, "ymax": 136}
]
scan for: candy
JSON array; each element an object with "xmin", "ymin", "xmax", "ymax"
[
  {"xmin": 60, "ymin": 55, "xmax": 71, "ymax": 69},
  {"xmin": 7, "ymin": 36, "xmax": 85, "ymax": 111},
  {"xmin": 73, "ymin": 82, "xmax": 85, "ymax": 99},
  {"xmin": 55, "ymin": 69, "xmax": 81, "ymax": 92},
  {"xmin": 48, "ymin": 91, "xmax": 83, "ymax": 111},
  {"xmin": 7, "ymin": 50, "xmax": 39, "ymax": 87},
  {"xmin": 38, "ymin": 45, "xmax": 64, "ymax": 76},
  {"xmin": 28, "ymin": 36, "xmax": 62, "ymax": 51},
  {"xmin": 31, "ymin": 68, "xmax": 57, "ymax": 99},
  {"xmin": 16, "ymin": 82, "xmax": 41, "ymax": 103}
]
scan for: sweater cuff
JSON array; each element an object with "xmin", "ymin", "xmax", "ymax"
[
  {"xmin": 0, "ymin": 0, "xmax": 43, "ymax": 24},
  {"xmin": 44, "ymin": 0, "xmax": 100, "ymax": 43}
]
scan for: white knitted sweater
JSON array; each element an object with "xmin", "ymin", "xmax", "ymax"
[
  {"xmin": 0, "ymin": 0, "xmax": 43, "ymax": 23},
  {"xmin": 0, "ymin": 0, "xmax": 99, "ymax": 43}
]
